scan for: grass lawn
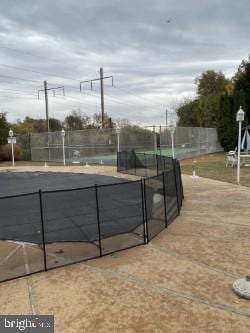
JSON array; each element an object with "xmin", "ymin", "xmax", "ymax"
[
  {"xmin": 0, "ymin": 161, "xmax": 61, "ymax": 167},
  {"xmin": 180, "ymin": 152, "xmax": 250, "ymax": 187},
  {"xmin": 2, "ymin": 151, "xmax": 250, "ymax": 187}
]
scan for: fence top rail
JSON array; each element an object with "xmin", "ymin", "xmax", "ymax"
[{"xmin": 0, "ymin": 191, "xmax": 38, "ymax": 200}]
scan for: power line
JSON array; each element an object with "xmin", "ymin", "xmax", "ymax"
[
  {"xmin": 0, "ymin": 63, "xmax": 81, "ymax": 82},
  {"xmin": 56, "ymin": 95, "xmax": 100, "ymax": 109},
  {"xmin": 0, "ymin": 74, "xmax": 41, "ymax": 84},
  {"xmin": 0, "ymin": 87, "xmax": 36, "ymax": 95},
  {"xmin": 111, "ymin": 85, "xmax": 164, "ymax": 109},
  {"xmin": 84, "ymin": 87, "xmax": 156, "ymax": 113}
]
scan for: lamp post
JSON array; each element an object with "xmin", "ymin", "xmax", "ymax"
[
  {"xmin": 168, "ymin": 125, "xmax": 176, "ymax": 159},
  {"xmin": 61, "ymin": 128, "xmax": 66, "ymax": 166},
  {"xmin": 8, "ymin": 128, "xmax": 15, "ymax": 166},
  {"xmin": 116, "ymin": 126, "xmax": 121, "ymax": 153},
  {"xmin": 236, "ymin": 106, "xmax": 245, "ymax": 185}
]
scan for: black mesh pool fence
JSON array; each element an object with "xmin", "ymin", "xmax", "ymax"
[{"xmin": 0, "ymin": 151, "xmax": 183, "ymax": 283}]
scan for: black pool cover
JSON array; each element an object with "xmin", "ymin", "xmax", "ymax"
[
  {"xmin": 0, "ymin": 171, "xmax": 125, "ymax": 196},
  {"xmin": 0, "ymin": 172, "xmax": 147, "ymax": 244}
]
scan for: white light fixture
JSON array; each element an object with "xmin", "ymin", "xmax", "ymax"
[
  {"xmin": 116, "ymin": 126, "xmax": 121, "ymax": 153},
  {"xmin": 236, "ymin": 106, "xmax": 245, "ymax": 122},
  {"xmin": 236, "ymin": 106, "xmax": 245, "ymax": 185},
  {"xmin": 61, "ymin": 128, "xmax": 66, "ymax": 166},
  {"xmin": 61, "ymin": 128, "xmax": 65, "ymax": 137},
  {"xmin": 8, "ymin": 128, "xmax": 15, "ymax": 166},
  {"xmin": 168, "ymin": 124, "xmax": 176, "ymax": 158},
  {"xmin": 9, "ymin": 128, "xmax": 13, "ymax": 137}
]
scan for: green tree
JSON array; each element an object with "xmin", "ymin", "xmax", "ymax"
[
  {"xmin": 233, "ymin": 56, "xmax": 250, "ymax": 121},
  {"xmin": 195, "ymin": 70, "xmax": 229, "ymax": 96},
  {"xmin": 217, "ymin": 93, "xmax": 236, "ymax": 151},
  {"xmin": 49, "ymin": 118, "xmax": 62, "ymax": 131},
  {"xmin": 93, "ymin": 112, "xmax": 114, "ymax": 128},
  {"xmin": 64, "ymin": 110, "xmax": 93, "ymax": 130},
  {"xmin": 176, "ymin": 99, "xmax": 200, "ymax": 127},
  {"xmin": 197, "ymin": 95, "xmax": 221, "ymax": 127},
  {"xmin": 233, "ymin": 89, "xmax": 248, "ymax": 125},
  {"xmin": 0, "ymin": 112, "xmax": 9, "ymax": 146}
]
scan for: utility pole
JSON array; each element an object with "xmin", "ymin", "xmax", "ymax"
[
  {"xmin": 100, "ymin": 68, "xmax": 105, "ymax": 128},
  {"xmin": 44, "ymin": 80, "xmax": 49, "ymax": 132},
  {"xmin": 80, "ymin": 68, "xmax": 113, "ymax": 128},
  {"xmin": 38, "ymin": 81, "xmax": 65, "ymax": 132}
]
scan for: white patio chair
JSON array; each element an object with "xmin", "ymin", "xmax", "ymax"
[{"xmin": 226, "ymin": 150, "xmax": 236, "ymax": 167}]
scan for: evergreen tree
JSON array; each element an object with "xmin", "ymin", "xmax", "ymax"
[
  {"xmin": 233, "ymin": 56, "xmax": 250, "ymax": 121},
  {"xmin": 0, "ymin": 112, "xmax": 9, "ymax": 146},
  {"xmin": 217, "ymin": 93, "xmax": 236, "ymax": 151}
]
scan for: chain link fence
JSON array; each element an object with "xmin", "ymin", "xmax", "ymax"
[
  {"xmin": 158, "ymin": 126, "xmax": 222, "ymax": 159},
  {"xmin": 29, "ymin": 127, "xmax": 155, "ymax": 164},
  {"xmin": 14, "ymin": 126, "xmax": 222, "ymax": 164}
]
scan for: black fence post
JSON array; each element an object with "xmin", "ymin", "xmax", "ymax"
[
  {"xmin": 162, "ymin": 172, "xmax": 168, "ymax": 228},
  {"xmin": 94, "ymin": 184, "xmax": 103, "ymax": 257},
  {"xmin": 116, "ymin": 152, "xmax": 119, "ymax": 171},
  {"xmin": 38, "ymin": 189, "xmax": 47, "ymax": 272},
  {"xmin": 172, "ymin": 159, "xmax": 181, "ymax": 216},
  {"xmin": 125, "ymin": 151, "xmax": 128, "ymax": 172},
  {"xmin": 143, "ymin": 178, "xmax": 149, "ymax": 243},
  {"xmin": 156, "ymin": 154, "xmax": 159, "ymax": 176},
  {"xmin": 134, "ymin": 151, "xmax": 137, "ymax": 176},
  {"xmin": 178, "ymin": 161, "xmax": 184, "ymax": 200},
  {"xmin": 144, "ymin": 153, "xmax": 147, "ymax": 177},
  {"xmin": 140, "ymin": 178, "xmax": 147, "ymax": 244}
]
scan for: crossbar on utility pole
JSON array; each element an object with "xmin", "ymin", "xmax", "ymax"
[{"xmin": 79, "ymin": 68, "xmax": 114, "ymax": 128}]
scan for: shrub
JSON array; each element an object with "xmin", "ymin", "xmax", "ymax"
[{"xmin": 0, "ymin": 144, "xmax": 22, "ymax": 161}]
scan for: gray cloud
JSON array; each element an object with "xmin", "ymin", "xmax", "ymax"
[{"xmin": 0, "ymin": 0, "xmax": 249, "ymax": 125}]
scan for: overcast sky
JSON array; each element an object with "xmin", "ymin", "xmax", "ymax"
[{"xmin": 0, "ymin": 0, "xmax": 249, "ymax": 126}]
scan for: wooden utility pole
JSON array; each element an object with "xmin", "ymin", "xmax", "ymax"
[
  {"xmin": 100, "ymin": 68, "xmax": 105, "ymax": 128},
  {"xmin": 80, "ymin": 69, "xmax": 114, "ymax": 128},
  {"xmin": 38, "ymin": 82, "xmax": 65, "ymax": 132},
  {"xmin": 44, "ymin": 80, "xmax": 49, "ymax": 132}
]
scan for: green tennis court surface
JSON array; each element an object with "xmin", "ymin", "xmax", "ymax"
[{"xmin": 85, "ymin": 147, "xmax": 197, "ymax": 164}]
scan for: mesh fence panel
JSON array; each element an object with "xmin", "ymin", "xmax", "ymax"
[
  {"xmin": 41, "ymin": 187, "xmax": 100, "ymax": 269},
  {"xmin": 117, "ymin": 151, "xmax": 182, "ymax": 229},
  {"xmin": 97, "ymin": 181, "xmax": 145, "ymax": 255},
  {"xmin": 135, "ymin": 153, "xmax": 147, "ymax": 177},
  {"xmin": 145, "ymin": 154, "xmax": 157, "ymax": 177},
  {"xmin": 144, "ymin": 175, "xmax": 166, "ymax": 241},
  {"xmin": 164, "ymin": 169, "xmax": 179, "ymax": 224},
  {"xmin": 0, "ymin": 193, "xmax": 45, "ymax": 281}
]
